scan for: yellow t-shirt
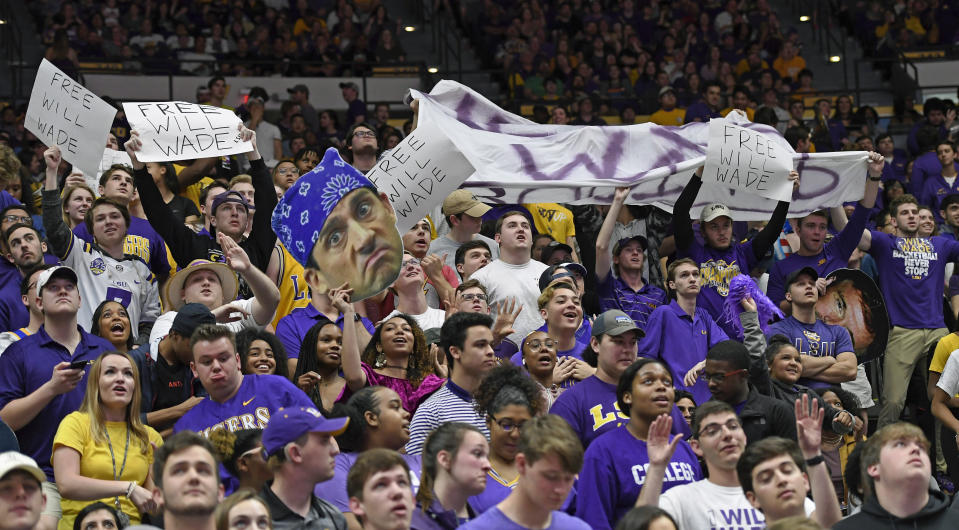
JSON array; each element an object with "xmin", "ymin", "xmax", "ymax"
[
  {"xmin": 53, "ymin": 412, "xmax": 163, "ymax": 530},
  {"xmin": 930, "ymin": 332, "xmax": 959, "ymax": 374},
  {"xmin": 272, "ymin": 243, "xmax": 310, "ymax": 329},
  {"xmin": 523, "ymin": 203, "xmax": 576, "ymax": 244},
  {"xmin": 649, "ymin": 108, "xmax": 686, "ymax": 126},
  {"xmin": 173, "ymin": 162, "xmax": 214, "ymax": 214},
  {"xmin": 773, "ymin": 55, "xmax": 807, "ymax": 80}
]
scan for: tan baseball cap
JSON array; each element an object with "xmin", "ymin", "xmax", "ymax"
[
  {"xmin": 442, "ymin": 189, "xmax": 491, "ymax": 217},
  {"xmin": 0, "ymin": 452, "xmax": 45, "ymax": 484},
  {"xmin": 700, "ymin": 203, "xmax": 733, "ymax": 223}
]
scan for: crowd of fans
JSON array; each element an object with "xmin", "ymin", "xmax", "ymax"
[
  {"xmin": 32, "ymin": 0, "xmax": 408, "ymax": 78},
  {"xmin": 1, "ymin": 1, "xmax": 959, "ymax": 530}
]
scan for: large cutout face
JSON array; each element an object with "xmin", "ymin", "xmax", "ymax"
[{"xmin": 814, "ymin": 268, "xmax": 889, "ymax": 363}]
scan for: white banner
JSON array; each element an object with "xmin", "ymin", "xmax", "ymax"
[
  {"xmin": 366, "ymin": 103, "xmax": 475, "ymax": 232},
  {"xmin": 703, "ymin": 119, "xmax": 794, "ymax": 202},
  {"xmin": 121, "ymin": 101, "xmax": 252, "ymax": 162},
  {"xmin": 25, "ymin": 59, "xmax": 117, "ymax": 177},
  {"xmin": 409, "ymin": 81, "xmax": 870, "ymax": 221}
]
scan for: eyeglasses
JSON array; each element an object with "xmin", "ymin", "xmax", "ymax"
[
  {"xmin": 3, "ymin": 214, "xmax": 31, "ymax": 224},
  {"xmin": 700, "ymin": 369, "xmax": 746, "ymax": 384},
  {"xmin": 401, "ymin": 257, "xmax": 421, "ymax": 268},
  {"xmin": 459, "ymin": 293, "xmax": 487, "ymax": 302},
  {"xmin": 526, "ymin": 338, "xmax": 557, "ymax": 350},
  {"xmin": 353, "ymin": 130, "xmax": 376, "ymax": 138},
  {"xmin": 491, "ymin": 416, "xmax": 526, "ymax": 432},
  {"xmin": 697, "ymin": 418, "xmax": 742, "ymax": 438},
  {"xmin": 276, "ymin": 166, "xmax": 299, "ymax": 175}
]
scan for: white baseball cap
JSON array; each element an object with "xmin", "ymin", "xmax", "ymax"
[
  {"xmin": 0, "ymin": 451, "xmax": 45, "ymax": 483},
  {"xmin": 36, "ymin": 266, "xmax": 79, "ymax": 297}
]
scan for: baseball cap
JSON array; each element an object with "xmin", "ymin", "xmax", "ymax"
[
  {"xmin": 339, "ymin": 81, "xmax": 359, "ymax": 91},
  {"xmin": 262, "ymin": 407, "xmax": 350, "ymax": 457},
  {"xmin": 442, "ymin": 189, "xmax": 491, "ymax": 217},
  {"xmin": 591, "ymin": 309, "xmax": 644, "ymax": 338},
  {"xmin": 784, "ymin": 266, "xmax": 818, "ymax": 289},
  {"xmin": 171, "ymin": 303, "xmax": 216, "ymax": 337},
  {"xmin": 539, "ymin": 241, "xmax": 573, "ymax": 263},
  {"xmin": 36, "ymin": 266, "xmax": 78, "ymax": 297},
  {"xmin": 0, "ymin": 452, "xmax": 45, "ymax": 484},
  {"xmin": 248, "ymin": 87, "xmax": 269, "ymax": 101},
  {"xmin": 538, "ymin": 261, "xmax": 587, "ymax": 291},
  {"xmin": 700, "ymin": 203, "xmax": 733, "ymax": 223},
  {"xmin": 286, "ymin": 84, "xmax": 309, "ymax": 94},
  {"xmin": 211, "ymin": 191, "xmax": 251, "ymax": 215},
  {"xmin": 613, "ymin": 235, "xmax": 648, "ymax": 255},
  {"xmin": 659, "ymin": 86, "xmax": 675, "ymax": 97}
]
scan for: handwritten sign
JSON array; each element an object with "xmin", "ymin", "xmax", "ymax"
[
  {"xmin": 121, "ymin": 101, "xmax": 252, "ymax": 162},
  {"xmin": 25, "ymin": 59, "xmax": 117, "ymax": 177},
  {"xmin": 703, "ymin": 119, "xmax": 794, "ymax": 202},
  {"xmin": 365, "ymin": 113, "xmax": 475, "ymax": 232}
]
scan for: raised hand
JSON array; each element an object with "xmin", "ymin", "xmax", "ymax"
[
  {"xmin": 866, "ymin": 151, "xmax": 885, "ymax": 178},
  {"xmin": 795, "ymin": 393, "xmax": 825, "ymax": 458},
  {"xmin": 646, "ymin": 413, "xmax": 681, "ymax": 466},
  {"xmin": 492, "ymin": 297, "xmax": 522, "ymax": 342},
  {"xmin": 328, "ymin": 283, "xmax": 354, "ymax": 313},
  {"xmin": 43, "ymin": 146, "xmax": 62, "ymax": 171},
  {"xmin": 788, "ymin": 170, "xmax": 800, "ymax": 191},
  {"xmin": 218, "ymin": 232, "xmax": 251, "ymax": 273},
  {"xmin": 123, "ymin": 131, "xmax": 145, "ymax": 169},
  {"xmin": 740, "ymin": 295, "xmax": 757, "ymax": 313},
  {"xmin": 420, "ymin": 253, "xmax": 446, "ymax": 282}
]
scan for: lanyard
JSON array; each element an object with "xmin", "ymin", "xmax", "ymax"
[{"xmin": 104, "ymin": 425, "xmax": 130, "ymax": 511}]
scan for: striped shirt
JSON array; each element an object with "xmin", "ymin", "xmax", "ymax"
[
  {"xmin": 405, "ymin": 380, "xmax": 489, "ymax": 454},
  {"xmin": 596, "ymin": 273, "xmax": 667, "ymax": 330}
]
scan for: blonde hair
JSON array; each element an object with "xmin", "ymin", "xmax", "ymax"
[
  {"xmin": 214, "ymin": 488, "xmax": 272, "ymax": 530},
  {"xmin": 60, "ymin": 183, "xmax": 96, "ymax": 227},
  {"xmin": 229, "ymin": 174, "xmax": 253, "ymax": 188},
  {"xmin": 78, "ymin": 351, "xmax": 152, "ymax": 453},
  {"xmin": 537, "ymin": 283, "xmax": 577, "ymax": 311}
]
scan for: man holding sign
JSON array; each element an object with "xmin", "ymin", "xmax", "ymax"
[
  {"xmin": 25, "ymin": 59, "xmax": 117, "ymax": 177},
  {"xmin": 272, "ymin": 147, "xmax": 403, "ymax": 301},
  {"xmin": 674, "ymin": 157, "xmax": 798, "ymax": 337}
]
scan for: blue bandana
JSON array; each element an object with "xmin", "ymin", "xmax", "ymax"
[{"xmin": 272, "ymin": 147, "xmax": 376, "ymax": 266}]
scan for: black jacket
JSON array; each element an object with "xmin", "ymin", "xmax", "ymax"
[
  {"xmin": 834, "ymin": 490, "xmax": 959, "ymax": 529},
  {"xmin": 133, "ymin": 158, "xmax": 276, "ymax": 297},
  {"xmin": 740, "ymin": 386, "xmax": 798, "ymax": 445}
]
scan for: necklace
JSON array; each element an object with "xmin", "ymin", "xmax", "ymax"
[{"xmin": 381, "ymin": 364, "xmax": 407, "ymax": 371}]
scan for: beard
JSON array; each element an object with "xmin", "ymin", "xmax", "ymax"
[
  {"xmin": 165, "ymin": 494, "xmax": 218, "ymax": 518},
  {"xmin": 352, "ymin": 143, "xmax": 378, "ymax": 158}
]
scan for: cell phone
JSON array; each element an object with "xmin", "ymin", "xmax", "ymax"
[{"xmin": 68, "ymin": 360, "xmax": 90, "ymax": 370}]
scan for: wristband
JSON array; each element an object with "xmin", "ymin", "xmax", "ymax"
[
  {"xmin": 868, "ymin": 175, "xmax": 882, "ymax": 181},
  {"xmin": 805, "ymin": 454, "xmax": 825, "ymax": 467},
  {"xmin": 353, "ymin": 313, "xmax": 362, "ymax": 322},
  {"xmin": 125, "ymin": 482, "xmax": 136, "ymax": 498}
]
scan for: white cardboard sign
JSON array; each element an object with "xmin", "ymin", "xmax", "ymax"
[
  {"xmin": 703, "ymin": 119, "xmax": 794, "ymax": 202},
  {"xmin": 25, "ymin": 59, "xmax": 117, "ymax": 176},
  {"xmin": 122, "ymin": 101, "xmax": 252, "ymax": 162},
  {"xmin": 365, "ymin": 109, "xmax": 475, "ymax": 232}
]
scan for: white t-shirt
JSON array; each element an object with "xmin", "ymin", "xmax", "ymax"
[
  {"xmin": 148, "ymin": 298, "xmax": 263, "ymax": 361},
  {"xmin": 937, "ymin": 350, "xmax": 959, "ymax": 395},
  {"xmin": 243, "ymin": 120, "xmax": 282, "ymax": 168},
  {"xmin": 660, "ymin": 479, "xmax": 815, "ymax": 529},
  {"xmin": 470, "ymin": 259, "xmax": 549, "ymax": 345},
  {"xmin": 384, "ymin": 308, "xmax": 446, "ymax": 332}
]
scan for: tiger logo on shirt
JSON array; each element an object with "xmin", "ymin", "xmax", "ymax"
[{"xmin": 699, "ymin": 259, "xmax": 742, "ymax": 296}]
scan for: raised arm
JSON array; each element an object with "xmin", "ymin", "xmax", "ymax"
[
  {"xmin": 673, "ymin": 168, "xmax": 703, "ymax": 252},
  {"xmin": 331, "ymin": 284, "xmax": 368, "ymax": 391},
  {"xmin": 219, "ymin": 233, "xmax": 279, "ymax": 325},
  {"xmin": 40, "ymin": 147, "xmax": 74, "ymax": 258},
  {"xmin": 796, "ymin": 395, "xmax": 843, "ymax": 528},
  {"xmin": 596, "ymin": 187, "xmax": 630, "ymax": 283},
  {"xmin": 635, "ymin": 414, "xmax": 681, "ymax": 507}
]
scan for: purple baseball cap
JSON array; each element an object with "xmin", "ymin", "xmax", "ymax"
[
  {"xmin": 262, "ymin": 407, "xmax": 349, "ymax": 457},
  {"xmin": 211, "ymin": 190, "xmax": 252, "ymax": 214}
]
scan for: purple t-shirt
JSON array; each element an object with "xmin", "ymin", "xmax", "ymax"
[
  {"xmin": 173, "ymin": 374, "xmax": 315, "ymax": 437},
  {"xmin": 460, "ymin": 506, "xmax": 590, "ymax": 530},
  {"xmin": 920, "ymin": 168, "xmax": 959, "ymax": 222},
  {"xmin": 638, "ymin": 301, "xmax": 729, "ymax": 404},
  {"xmin": 549, "ymin": 375, "xmax": 690, "ymax": 448},
  {"xmin": 314, "ymin": 452, "xmax": 421, "ymax": 511},
  {"xmin": 911, "ymin": 151, "xmax": 942, "ymax": 196},
  {"xmin": 767, "ymin": 204, "xmax": 869, "ymax": 306},
  {"xmin": 0, "ymin": 326, "xmax": 113, "ymax": 480},
  {"xmin": 275, "ymin": 304, "xmax": 375, "ymax": 360},
  {"xmin": 676, "ymin": 239, "xmax": 757, "ymax": 337},
  {"xmin": 767, "ymin": 316, "xmax": 855, "ymax": 389},
  {"xmin": 868, "ymin": 231, "xmax": 959, "ymax": 329},
  {"xmin": 74, "ymin": 216, "xmax": 175, "ymax": 281},
  {"xmin": 576, "ymin": 427, "xmax": 703, "ymax": 530}
]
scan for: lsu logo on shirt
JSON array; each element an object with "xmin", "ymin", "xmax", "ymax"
[
  {"xmin": 90, "ymin": 257, "xmax": 106, "ymax": 275},
  {"xmin": 198, "ymin": 407, "xmax": 270, "ymax": 437},
  {"xmin": 699, "ymin": 259, "xmax": 742, "ymax": 296},
  {"xmin": 892, "ymin": 237, "xmax": 938, "ymax": 279},
  {"xmin": 589, "ymin": 403, "xmax": 629, "ymax": 432}
]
